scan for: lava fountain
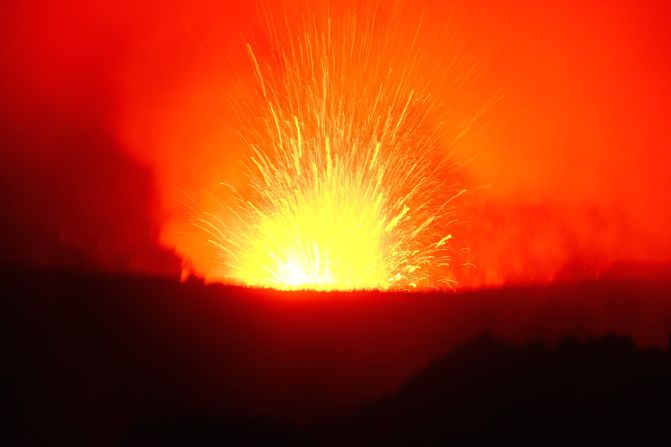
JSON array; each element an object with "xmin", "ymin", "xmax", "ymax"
[{"xmin": 196, "ymin": 6, "xmax": 467, "ymax": 291}]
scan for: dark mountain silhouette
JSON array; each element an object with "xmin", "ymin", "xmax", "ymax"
[
  {"xmin": 336, "ymin": 334, "xmax": 671, "ymax": 446},
  {"xmin": 3, "ymin": 266, "xmax": 671, "ymax": 445}
]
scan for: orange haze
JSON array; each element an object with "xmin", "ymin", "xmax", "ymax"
[{"xmin": 1, "ymin": 0, "xmax": 670, "ymax": 287}]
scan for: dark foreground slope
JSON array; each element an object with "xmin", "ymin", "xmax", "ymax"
[
  {"xmin": 339, "ymin": 334, "xmax": 671, "ymax": 446},
  {"xmin": 3, "ymin": 267, "xmax": 671, "ymax": 445}
]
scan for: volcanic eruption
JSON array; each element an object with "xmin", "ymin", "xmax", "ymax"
[
  {"xmin": 4, "ymin": 1, "xmax": 671, "ymax": 445},
  {"xmin": 196, "ymin": 6, "xmax": 466, "ymax": 290}
]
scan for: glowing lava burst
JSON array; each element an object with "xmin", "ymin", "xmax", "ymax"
[{"xmin": 198, "ymin": 9, "xmax": 465, "ymax": 291}]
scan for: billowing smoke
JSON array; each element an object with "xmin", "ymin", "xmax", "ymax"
[{"xmin": 1, "ymin": 0, "xmax": 670, "ymax": 285}]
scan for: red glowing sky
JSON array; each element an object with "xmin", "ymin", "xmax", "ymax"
[{"xmin": 1, "ymin": 0, "xmax": 670, "ymax": 286}]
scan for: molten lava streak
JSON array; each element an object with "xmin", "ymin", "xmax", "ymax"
[{"xmin": 197, "ymin": 10, "xmax": 465, "ymax": 291}]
